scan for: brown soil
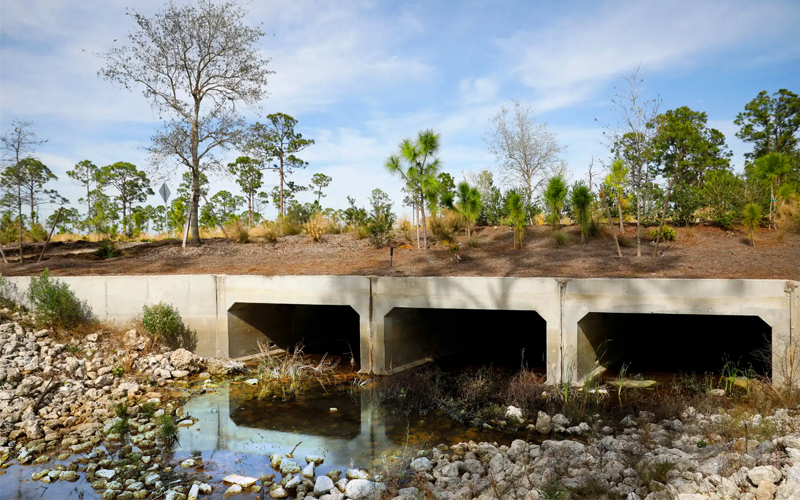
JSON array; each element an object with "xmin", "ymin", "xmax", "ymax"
[{"xmin": 1, "ymin": 224, "xmax": 798, "ymax": 279}]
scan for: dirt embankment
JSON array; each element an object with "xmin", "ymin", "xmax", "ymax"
[{"xmin": 1, "ymin": 224, "xmax": 799, "ymax": 280}]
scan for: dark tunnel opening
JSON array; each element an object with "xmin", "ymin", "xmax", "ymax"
[
  {"xmin": 384, "ymin": 307, "xmax": 547, "ymax": 371},
  {"xmin": 577, "ymin": 313, "xmax": 772, "ymax": 379},
  {"xmin": 227, "ymin": 303, "xmax": 360, "ymax": 361}
]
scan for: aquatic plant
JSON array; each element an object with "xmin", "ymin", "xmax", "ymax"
[
  {"xmin": 256, "ymin": 342, "xmax": 339, "ymax": 398},
  {"xmin": 140, "ymin": 402, "xmax": 157, "ymax": 418},
  {"xmin": 159, "ymin": 413, "xmax": 177, "ymax": 443}
]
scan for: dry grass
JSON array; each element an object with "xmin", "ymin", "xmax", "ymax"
[
  {"xmin": 257, "ymin": 220, "xmax": 279, "ymax": 243},
  {"xmin": 306, "ymin": 214, "xmax": 326, "ymax": 242},
  {"xmin": 777, "ymin": 195, "xmax": 800, "ymax": 234},
  {"xmin": 225, "ymin": 219, "xmax": 250, "ymax": 243},
  {"xmin": 256, "ymin": 342, "xmax": 340, "ymax": 397}
]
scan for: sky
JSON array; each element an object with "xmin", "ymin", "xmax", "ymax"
[{"xmin": 2, "ymin": 0, "xmax": 800, "ymax": 223}]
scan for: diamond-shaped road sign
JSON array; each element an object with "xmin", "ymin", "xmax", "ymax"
[{"xmin": 158, "ymin": 183, "xmax": 171, "ymax": 203}]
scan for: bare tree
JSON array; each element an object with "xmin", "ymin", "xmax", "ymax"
[
  {"xmin": 602, "ymin": 65, "xmax": 661, "ymax": 257},
  {"xmin": 0, "ymin": 121, "xmax": 47, "ymax": 262},
  {"xmin": 98, "ymin": 0, "xmax": 272, "ymax": 244},
  {"xmin": 485, "ymin": 99, "xmax": 565, "ymax": 219}
]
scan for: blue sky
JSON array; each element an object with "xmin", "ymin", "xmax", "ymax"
[{"xmin": 2, "ymin": 0, "xmax": 800, "ymax": 222}]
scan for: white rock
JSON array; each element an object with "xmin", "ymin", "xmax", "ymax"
[
  {"xmin": 302, "ymin": 461, "xmax": 315, "ymax": 479},
  {"xmin": 270, "ymin": 487, "xmax": 288, "ymax": 499},
  {"xmin": 345, "ymin": 479, "xmax": 385, "ymax": 500},
  {"xmin": 346, "ymin": 469, "xmax": 369, "ymax": 480},
  {"xmin": 314, "ymin": 476, "xmax": 334, "ymax": 495},
  {"xmin": 224, "ymin": 484, "xmax": 242, "ymax": 497},
  {"xmin": 245, "ymin": 378, "xmax": 259, "ymax": 385},
  {"xmin": 505, "ymin": 405, "xmax": 523, "ymax": 421},
  {"xmin": 410, "ymin": 457, "xmax": 432, "ymax": 472},
  {"xmin": 96, "ymin": 469, "xmax": 116, "ymax": 480},
  {"xmin": 187, "ymin": 483, "xmax": 200, "ymax": 500},
  {"xmin": 280, "ymin": 459, "xmax": 302, "ymax": 475},
  {"xmin": 748, "ymin": 465, "xmax": 782, "ymax": 486},
  {"xmin": 270, "ymin": 453, "xmax": 282, "ymax": 468}
]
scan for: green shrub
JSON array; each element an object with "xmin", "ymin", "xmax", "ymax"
[
  {"xmin": 586, "ymin": 217, "xmax": 602, "ymax": 237},
  {"xmin": 142, "ymin": 302, "xmax": 183, "ymax": 348},
  {"xmin": 112, "ymin": 365, "xmax": 125, "ymax": 378},
  {"xmin": 159, "ymin": 413, "xmax": 177, "ymax": 442},
  {"xmin": 713, "ymin": 211, "xmax": 739, "ymax": 230},
  {"xmin": 366, "ymin": 189, "xmax": 396, "ymax": 249},
  {"xmin": 648, "ymin": 225, "xmax": 676, "ymax": 242},
  {"xmin": 140, "ymin": 402, "xmax": 157, "ymax": 418},
  {"xmin": 94, "ymin": 239, "xmax": 120, "ymax": 259},
  {"xmin": 552, "ymin": 230, "xmax": 567, "ymax": 246},
  {"xmin": 27, "ymin": 269, "xmax": 92, "ymax": 329}
]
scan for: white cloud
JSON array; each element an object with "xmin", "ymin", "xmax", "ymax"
[{"xmin": 494, "ymin": 0, "xmax": 800, "ymax": 111}]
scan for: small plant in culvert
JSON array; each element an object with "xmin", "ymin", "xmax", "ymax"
[{"xmin": 27, "ymin": 269, "xmax": 93, "ymax": 329}]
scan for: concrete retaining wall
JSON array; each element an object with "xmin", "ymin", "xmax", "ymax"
[{"xmin": 3, "ymin": 274, "xmax": 798, "ymax": 384}]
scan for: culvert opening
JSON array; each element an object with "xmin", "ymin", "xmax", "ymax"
[
  {"xmin": 383, "ymin": 307, "xmax": 546, "ymax": 371},
  {"xmin": 577, "ymin": 313, "xmax": 771, "ymax": 379},
  {"xmin": 227, "ymin": 303, "xmax": 360, "ymax": 361}
]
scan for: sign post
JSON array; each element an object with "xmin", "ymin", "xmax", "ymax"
[{"xmin": 158, "ymin": 183, "xmax": 171, "ymax": 239}]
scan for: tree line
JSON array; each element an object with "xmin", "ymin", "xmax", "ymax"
[{"xmin": 1, "ymin": 1, "xmax": 799, "ymax": 259}]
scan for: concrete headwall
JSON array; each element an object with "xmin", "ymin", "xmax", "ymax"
[{"xmin": 3, "ymin": 274, "xmax": 798, "ymax": 385}]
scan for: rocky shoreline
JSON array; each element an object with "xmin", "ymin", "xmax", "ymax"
[{"xmin": 1, "ymin": 310, "xmax": 800, "ymax": 500}]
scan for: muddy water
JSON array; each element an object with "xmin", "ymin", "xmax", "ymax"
[{"xmin": 1, "ymin": 379, "xmax": 529, "ymax": 500}]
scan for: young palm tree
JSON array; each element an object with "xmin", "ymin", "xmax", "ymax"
[
  {"xmin": 742, "ymin": 203, "xmax": 762, "ymax": 248},
  {"xmin": 605, "ymin": 159, "xmax": 629, "ymax": 234},
  {"xmin": 544, "ymin": 175, "xmax": 568, "ymax": 230},
  {"xmin": 444, "ymin": 181, "xmax": 482, "ymax": 237},
  {"xmin": 507, "ymin": 191, "xmax": 525, "ymax": 249},
  {"xmin": 385, "ymin": 130, "xmax": 442, "ymax": 249},
  {"xmin": 570, "ymin": 181, "xmax": 593, "ymax": 245}
]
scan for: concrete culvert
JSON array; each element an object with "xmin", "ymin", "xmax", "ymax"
[
  {"xmin": 383, "ymin": 307, "xmax": 547, "ymax": 372},
  {"xmin": 576, "ymin": 312, "xmax": 771, "ymax": 380},
  {"xmin": 227, "ymin": 303, "xmax": 360, "ymax": 360}
]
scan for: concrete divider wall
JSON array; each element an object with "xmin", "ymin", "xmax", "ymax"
[{"xmin": 2, "ymin": 274, "xmax": 798, "ymax": 385}]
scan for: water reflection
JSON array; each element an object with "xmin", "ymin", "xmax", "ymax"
[{"xmin": 176, "ymin": 381, "xmax": 513, "ymax": 471}]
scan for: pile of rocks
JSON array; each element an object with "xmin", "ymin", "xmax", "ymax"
[
  {"xmin": 389, "ymin": 409, "xmax": 800, "ymax": 500},
  {"xmin": 0, "ymin": 313, "xmax": 237, "ymax": 499},
  {"xmin": 223, "ymin": 455, "xmax": 387, "ymax": 500}
]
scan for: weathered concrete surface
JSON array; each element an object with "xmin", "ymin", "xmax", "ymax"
[{"xmin": 2, "ymin": 275, "xmax": 798, "ymax": 384}]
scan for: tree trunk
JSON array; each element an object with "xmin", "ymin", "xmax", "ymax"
[
  {"xmin": 421, "ymin": 199, "xmax": 428, "ymax": 249},
  {"xmin": 580, "ymin": 210, "xmax": 585, "ymax": 245},
  {"xmin": 87, "ymin": 185, "xmax": 92, "ymax": 237},
  {"xmin": 248, "ymin": 191, "xmax": 253, "ymax": 228},
  {"xmin": 617, "ymin": 196, "xmax": 624, "ymax": 235},
  {"xmin": 601, "ymin": 188, "xmax": 622, "ymax": 257},
  {"xmin": 190, "ymin": 99, "xmax": 202, "ymax": 244},
  {"xmin": 751, "ymin": 225, "xmax": 756, "ymax": 248},
  {"xmin": 279, "ymin": 158, "xmax": 285, "ymax": 218},
  {"xmin": 415, "ymin": 196, "xmax": 420, "ymax": 249},
  {"xmin": 769, "ymin": 181, "xmax": 774, "ymax": 230},
  {"xmin": 17, "ymin": 183, "xmax": 23, "ymax": 263},
  {"xmin": 635, "ymin": 171, "xmax": 642, "ymax": 257},
  {"xmin": 653, "ymin": 174, "xmax": 676, "ymax": 257}
]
